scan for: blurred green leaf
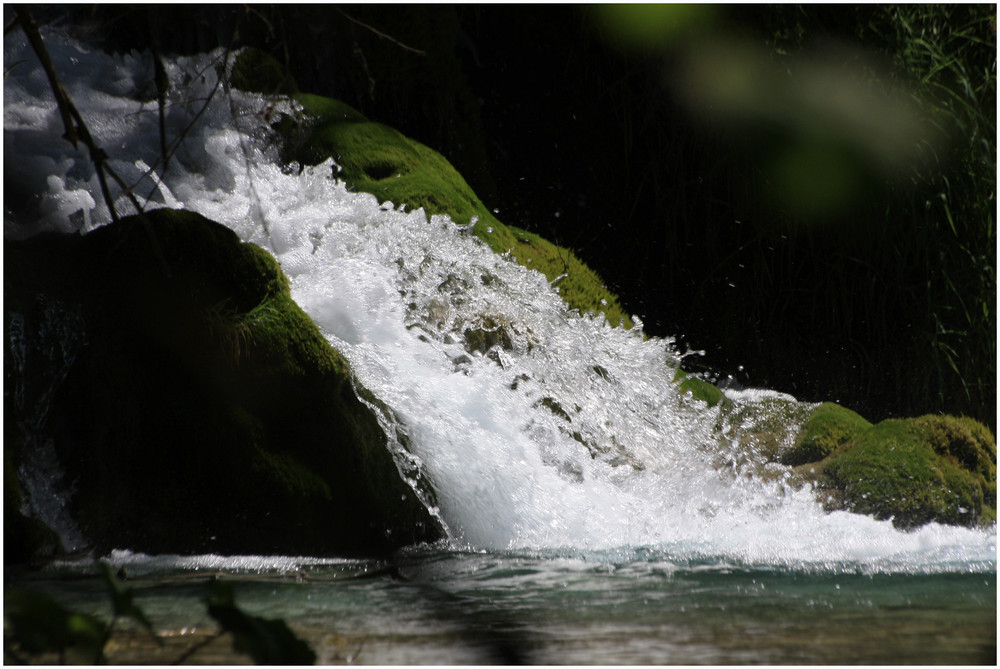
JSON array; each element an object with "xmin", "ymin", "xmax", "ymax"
[
  {"xmin": 206, "ymin": 581, "xmax": 316, "ymax": 665},
  {"xmin": 592, "ymin": 3, "xmax": 715, "ymax": 49},
  {"xmin": 4, "ymin": 589, "xmax": 107, "ymax": 664}
]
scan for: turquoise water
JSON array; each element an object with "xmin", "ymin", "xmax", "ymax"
[{"xmin": 14, "ymin": 547, "xmax": 997, "ymax": 664}]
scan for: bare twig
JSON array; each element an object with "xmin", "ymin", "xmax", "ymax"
[
  {"xmin": 5, "ymin": 12, "xmax": 22, "ymax": 36},
  {"xmin": 18, "ymin": 8, "xmax": 120, "ymax": 226},
  {"xmin": 215, "ymin": 20, "xmax": 272, "ymax": 241},
  {"xmin": 150, "ymin": 44, "xmax": 171, "ymax": 170},
  {"xmin": 127, "ymin": 56, "xmax": 226, "ymax": 195},
  {"xmin": 15, "ymin": 6, "xmax": 172, "ymax": 277},
  {"xmin": 15, "ymin": 7, "xmax": 78, "ymax": 147},
  {"xmin": 242, "ymin": 4, "xmax": 275, "ymax": 40},
  {"xmin": 140, "ymin": 10, "xmax": 171, "ymax": 172},
  {"xmin": 336, "ymin": 9, "xmax": 426, "ymax": 55}
]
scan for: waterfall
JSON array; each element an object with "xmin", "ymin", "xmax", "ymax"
[{"xmin": 4, "ymin": 23, "xmax": 994, "ymax": 570}]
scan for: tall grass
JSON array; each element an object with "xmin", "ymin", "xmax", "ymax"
[
  {"xmin": 700, "ymin": 4, "xmax": 996, "ymax": 429},
  {"xmin": 865, "ymin": 4, "xmax": 996, "ymax": 426}
]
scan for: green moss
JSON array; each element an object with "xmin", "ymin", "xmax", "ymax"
[
  {"xmin": 539, "ymin": 397, "xmax": 573, "ymax": 423},
  {"xmin": 714, "ymin": 391, "xmax": 816, "ymax": 468},
  {"xmin": 912, "ymin": 415, "xmax": 996, "ymax": 520},
  {"xmin": 782, "ymin": 402, "xmax": 872, "ymax": 466},
  {"xmin": 821, "ymin": 416, "xmax": 996, "ymax": 529},
  {"xmin": 463, "ymin": 317, "xmax": 515, "ymax": 355},
  {"xmin": 291, "ymin": 93, "xmax": 368, "ymax": 123},
  {"xmin": 251, "ymin": 446, "xmax": 333, "ymax": 501},
  {"xmin": 672, "ymin": 368, "xmax": 726, "ymax": 408},
  {"xmin": 280, "ymin": 94, "xmax": 634, "ymax": 329}
]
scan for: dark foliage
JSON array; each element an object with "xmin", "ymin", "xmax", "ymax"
[
  {"xmin": 206, "ymin": 580, "xmax": 316, "ymax": 665},
  {"xmin": 4, "ymin": 562, "xmax": 316, "ymax": 664}
]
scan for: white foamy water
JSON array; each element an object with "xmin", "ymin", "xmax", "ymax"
[{"xmin": 4, "ymin": 23, "xmax": 995, "ymax": 572}]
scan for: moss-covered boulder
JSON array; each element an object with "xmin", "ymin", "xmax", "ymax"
[
  {"xmin": 229, "ymin": 47, "xmax": 633, "ymax": 330},
  {"xmin": 229, "ymin": 47, "xmax": 300, "ymax": 97},
  {"xmin": 694, "ymin": 391, "xmax": 996, "ymax": 529},
  {"xmin": 4, "ymin": 209, "xmax": 443, "ymax": 559},
  {"xmin": 781, "ymin": 402, "xmax": 872, "ymax": 466},
  {"xmin": 811, "ymin": 414, "xmax": 996, "ymax": 529},
  {"xmin": 672, "ymin": 368, "xmax": 728, "ymax": 409},
  {"xmin": 290, "ymin": 94, "xmax": 634, "ymax": 327}
]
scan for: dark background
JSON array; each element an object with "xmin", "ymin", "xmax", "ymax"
[{"xmin": 42, "ymin": 4, "xmax": 996, "ymax": 430}]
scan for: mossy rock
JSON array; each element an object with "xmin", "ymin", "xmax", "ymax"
[
  {"xmin": 781, "ymin": 402, "xmax": 872, "ymax": 466},
  {"xmin": 672, "ymin": 368, "xmax": 727, "ymax": 408},
  {"xmin": 817, "ymin": 415, "xmax": 996, "ymax": 529},
  {"xmin": 725, "ymin": 393, "xmax": 816, "ymax": 462},
  {"xmin": 272, "ymin": 90, "xmax": 634, "ymax": 329},
  {"xmin": 4, "ymin": 209, "xmax": 443, "ymax": 557}
]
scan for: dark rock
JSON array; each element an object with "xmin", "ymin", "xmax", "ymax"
[{"xmin": 4, "ymin": 209, "xmax": 443, "ymax": 558}]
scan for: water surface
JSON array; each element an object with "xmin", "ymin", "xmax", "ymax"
[{"xmin": 12, "ymin": 548, "xmax": 994, "ymax": 665}]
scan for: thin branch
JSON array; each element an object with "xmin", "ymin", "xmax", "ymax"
[
  {"xmin": 19, "ymin": 10, "xmax": 119, "ymax": 225},
  {"xmin": 224, "ymin": 77, "xmax": 272, "ymax": 240},
  {"xmin": 140, "ymin": 10, "xmax": 171, "ymax": 171},
  {"xmin": 16, "ymin": 6, "xmax": 172, "ymax": 278},
  {"xmin": 336, "ymin": 9, "xmax": 426, "ymax": 55},
  {"xmin": 242, "ymin": 4, "xmax": 275, "ymax": 40},
  {"xmin": 5, "ymin": 12, "xmax": 22, "ymax": 36},
  {"xmin": 127, "ymin": 58, "xmax": 226, "ymax": 194},
  {"xmin": 15, "ymin": 6, "xmax": 78, "ymax": 146},
  {"xmin": 151, "ymin": 48, "xmax": 170, "ymax": 171}
]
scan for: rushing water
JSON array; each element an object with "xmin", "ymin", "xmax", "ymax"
[{"xmin": 4, "ymin": 20, "xmax": 996, "ymax": 664}]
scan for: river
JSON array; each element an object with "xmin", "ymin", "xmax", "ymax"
[{"xmin": 4, "ymin": 18, "xmax": 995, "ymax": 665}]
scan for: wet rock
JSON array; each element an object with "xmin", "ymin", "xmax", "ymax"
[
  {"xmin": 687, "ymin": 382, "xmax": 996, "ymax": 529},
  {"xmin": 780, "ymin": 402, "xmax": 871, "ymax": 466},
  {"xmin": 4, "ymin": 209, "xmax": 443, "ymax": 558},
  {"xmin": 813, "ymin": 414, "xmax": 996, "ymax": 529}
]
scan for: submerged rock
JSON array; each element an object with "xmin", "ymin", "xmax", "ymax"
[{"xmin": 4, "ymin": 209, "xmax": 443, "ymax": 559}]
